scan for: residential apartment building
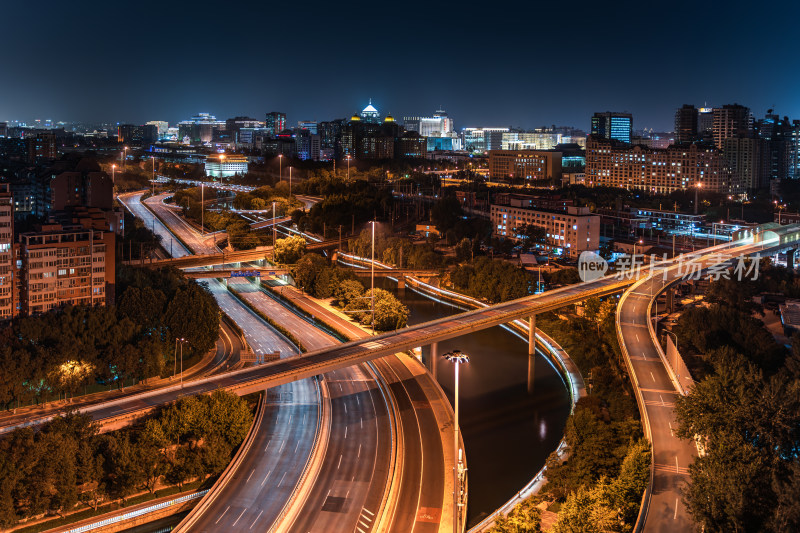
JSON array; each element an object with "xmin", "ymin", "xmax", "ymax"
[
  {"xmin": 0, "ymin": 184, "xmax": 15, "ymax": 319},
  {"xmin": 18, "ymin": 223, "xmax": 114, "ymax": 316},
  {"xmin": 491, "ymin": 202, "xmax": 600, "ymax": 258},
  {"xmin": 585, "ymin": 135, "xmax": 730, "ymax": 193},
  {"xmin": 488, "ymin": 150, "xmax": 563, "ymax": 183}
]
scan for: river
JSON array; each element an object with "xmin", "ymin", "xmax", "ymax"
[{"xmin": 385, "ymin": 281, "xmax": 571, "ymax": 527}]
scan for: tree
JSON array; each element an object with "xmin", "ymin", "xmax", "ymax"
[
  {"xmin": 274, "ymin": 235, "xmax": 307, "ymax": 264},
  {"xmin": 165, "ymin": 283, "xmax": 220, "ymax": 356},
  {"xmin": 550, "ymin": 482, "xmax": 617, "ymax": 533},
  {"xmin": 334, "ymin": 279, "xmax": 365, "ymax": 308},
  {"xmin": 292, "ymin": 253, "xmax": 328, "ymax": 294},
  {"xmin": 490, "ymin": 497, "xmax": 542, "ymax": 532},
  {"xmin": 516, "ymin": 224, "xmax": 547, "ymax": 253}
]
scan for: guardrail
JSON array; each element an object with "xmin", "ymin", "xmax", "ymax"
[
  {"xmin": 366, "ymin": 360, "xmax": 403, "ymax": 532},
  {"xmin": 173, "ymin": 392, "xmax": 266, "ymax": 532},
  {"xmin": 616, "ymin": 276, "xmax": 655, "ymax": 533},
  {"xmin": 65, "ymin": 490, "xmax": 209, "ymax": 533}
]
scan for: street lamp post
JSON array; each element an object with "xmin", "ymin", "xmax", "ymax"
[
  {"xmin": 442, "ymin": 350, "xmax": 469, "ymax": 533},
  {"xmin": 278, "ymin": 154, "xmax": 283, "ymax": 183},
  {"xmin": 200, "ymin": 181, "xmax": 204, "ymax": 235},
  {"xmin": 111, "ymin": 164, "xmax": 116, "ymax": 184},
  {"xmin": 289, "ymin": 166, "xmax": 293, "ymax": 197},
  {"xmin": 346, "ymin": 155, "xmax": 351, "ymax": 181},
  {"xmin": 272, "ymin": 201, "xmax": 277, "ymax": 261},
  {"xmin": 371, "ymin": 220, "xmax": 376, "ymax": 335},
  {"xmin": 694, "ymin": 182, "xmax": 703, "ymax": 215},
  {"xmin": 219, "ymin": 154, "xmax": 226, "ymax": 186},
  {"xmin": 151, "ymin": 156, "xmax": 156, "ymax": 196},
  {"xmin": 179, "ymin": 338, "xmax": 187, "ymax": 386},
  {"xmin": 123, "ymin": 146, "xmax": 128, "ymax": 169}
]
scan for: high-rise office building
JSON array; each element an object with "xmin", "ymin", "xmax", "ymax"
[
  {"xmin": 674, "ymin": 105, "xmax": 698, "ymax": 143},
  {"xmin": 712, "ymin": 104, "xmax": 751, "ymax": 149},
  {"xmin": 591, "ymin": 112, "xmax": 633, "ymax": 144},
  {"xmin": 698, "ymin": 107, "xmax": 714, "ymax": 141},
  {"xmin": 789, "ymin": 121, "xmax": 800, "ymax": 179},
  {"xmin": 146, "ymin": 121, "xmax": 170, "ymax": 139},
  {"xmin": 117, "ymin": 124, "xmax": 158, "ymax": 145},
  {"xmin": 723, "ymin": 137, "xmax": 770, "ymax": 193},
  {"xmin": 265, "ymin": 112, "xmax": 287, "ymax": 136}
]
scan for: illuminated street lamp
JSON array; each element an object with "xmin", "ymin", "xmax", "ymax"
[
  {"xmin": 151, "ymin": 156, "xmax": 156, "ymax": 196},
  {"xmin": 200, "ymin": 181, "xmax": 205, "ymax": 235},
  {"xmin": 346, "ymin": 155, "xmax": 352, "ymax": 181},
  {"xmin": 111, "ymin": 164, "xmax": 116, "ymax": 184},
  {"xmin": 442, "ymin": 350, "xmax": 469, "ymax": 533},
  {"xmin": 122, "ymin": 146, "xmax": 128, "ymax": 168},
  {"xmin": 219, "ymin": 154, "xmax": 226, "ymax": 185},
  {"xmin": 289, "ymin": 166, "xmax": 293, "ymax": 197},
  {"xmin": 278, "ymin": 154, "xmax": 283, "ymax": 183},
  {"xmin": 694, "ymin": 182, "xmax": 703, "ymax": 215}
]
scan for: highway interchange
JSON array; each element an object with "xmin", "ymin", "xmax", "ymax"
[{"xmin": 5, "ymin": 189, "xmax": 792, "ymax": 532}]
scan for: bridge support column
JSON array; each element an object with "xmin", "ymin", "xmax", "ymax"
[
  {"xmin": 397, "ymin": 275, "xmax": 406, "ymax": 290},
  {"xmin": 528, "ymin": 316, "xmax": 537, "ymax": 394},
  {"xmin": 428, "ymin": 341, "xmax": 438, "ymax": 380},
  {"xmin": 787, "ymin": 248, "xmax": 796, "ymax": 269}
]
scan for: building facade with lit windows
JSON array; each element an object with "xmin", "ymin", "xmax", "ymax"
[
  {"xmin": 490, "ymin": 203, "xmax": 600, "ymax": 258},
  {"xmin": 585, "ymin": 135, "xmax": 731, "ymax": 193},
  {"xmin": 0, "ymin": 184, "xmax": 15, "ymax": 319},
  {"xmin": 488, "ymin": 150, "xmax": 563, "ymax": 182},
  {"xmin": 18, "ymin": 224, "xmax": 114, "ymax": 316},
  {"xmin": 205, "ymin": 154, "xmax": 249, "ymax": 177},
  {"xmin": 591, "ymin": 112, "xmax": 633, "ymax": 144},
  {"xmin": 265, "ymin": 112, "xmax": 286, "ymax": 136}
]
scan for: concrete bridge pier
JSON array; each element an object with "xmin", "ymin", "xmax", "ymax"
[
  {"xmin": 528, "ymin": 315, "xmax": 536, "ymax": 394},
  {"xmin": 397, "ymin": 275, "xmax": 406, "ymax": 290},
  {"xmin": 787, "ymin": 248, "xmax": 796, "ymax": 268},
  {"xmin": 428, "ymin": 341, "xmax": 438, "ymax": 380}
]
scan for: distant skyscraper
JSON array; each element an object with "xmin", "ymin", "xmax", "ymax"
[
  {"xmin": 674, "ymin": 105, "xmax": 698, "ymax": 144},
  {"xmin": 698, "ymin": 107, "xmax": 714, "ymax": 141},
  {"xmin": 117, "ymin": 124, "xmax": 157, "ymax": 145},
  {"xmin": 146, "ymin": 121, "xmax": 170, "ymax": 139},
  {"xmin": 359, "ymin": 100, "xmax": 381, "ymax": 123},
  {"xmin": 712, "ymin": 104, "xmax": 751, "ymax": 149},
  {"xmin": 297, "ymin": 121, "xmax": 318, "ymax": 134},
  {"xmin": 265, "ymin": 112, "xmax": 287, "ymax": 135},
  {"xmin": 591, "ymin": 112, "xmax": 632, "ymax": 144}
]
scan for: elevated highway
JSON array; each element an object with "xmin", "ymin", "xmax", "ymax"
[
  {"xmin": 618, "ymin": 223, "xmax": 800, "ymax": 532},
  {"xmin": 182, "ymin": 266, "xmax": 440, "ymax": 279}
]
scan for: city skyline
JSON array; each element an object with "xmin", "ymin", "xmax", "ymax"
[{"xmin": 2, "ymin": 1, "xmax": 800, "ymax": 130}]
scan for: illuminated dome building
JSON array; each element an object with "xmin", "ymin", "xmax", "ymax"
[{"xmin": 359, "ymin": 100, "xmax": 381, "ymax": 123}]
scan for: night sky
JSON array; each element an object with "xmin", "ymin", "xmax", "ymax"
[{"xmin": 2, "ymin": 0, "xmax": 799, "ymax": 131}]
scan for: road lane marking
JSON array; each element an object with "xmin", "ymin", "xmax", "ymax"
[
  {"xmin": 674, "ymin": 498, "xmax": 678, "ymax": 519},
  {"xmin": 363, "ymin": 508, "xmax": 374, "ymax": 516},
  {"xmin": 650, "ymin": 371, "xmax": 656, "ymax": 382},
  {"xmin": 246, "ymin": 468, "xmax": 254, "ymax": 483},
  {"xmin": 659, "ymin": 394, "xmax": 665, "ymax": 406},
  {"xmin": 260, "ymin": 469, "xmax": 272, "ymax": 486},
  {"xmin": 345, "ymin": 426, "xmax": 348, "ymax": 439},
  {"xmin": 636, "ymin": 333, "xmax": 640, "ymax": 342},
  {"xmin": 215, "ymin": 505, "xmax": 230, "ymax": 524},
  {"xmin": 249, "ymin": 510, "xmax": 263, "ymax": 529},
  {"xmin": 358, "ymin": 444, "xmax": 361, "ymax": 458},
  {"xmin": 232, "ymin": 509, "xmax": 246, "ymax": 527},
  {"xmin": 337, "ymin": 454, "xmax": 343, "ymax": 469},
  {"xmin": 294, "ymin": 440, "xmax": 300, "ymax": 453},
  {"xmin": 279, "ymin": 440, "xmax": 285, "ymax": 452},
  {"xmin": 277, "ymin": 471, "xmax": 286, "ymax": 486}
]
